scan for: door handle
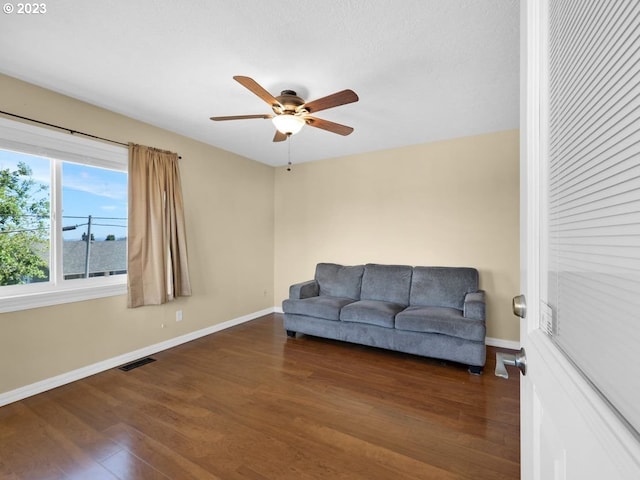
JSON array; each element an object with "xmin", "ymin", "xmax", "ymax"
[
  {"xmin": 495, "ymin": 348, "xmax": 527, "ymax": 379},
  {"xmin": 512, "ymin": 294, "xmax": 527, "ymax": 318}
]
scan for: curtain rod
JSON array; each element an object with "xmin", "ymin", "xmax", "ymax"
[{"xmin": 0, "ymin": 110, "xmax": 182, "ymax": 159}]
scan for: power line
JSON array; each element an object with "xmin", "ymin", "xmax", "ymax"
[
  {"xmin": 91, "ymin": 223, "xmax": 127, "ymax": 228},
  {"xmin": 1, "ymin": 215, "xmax": 127, "ymax": 235},
  {"xmin": 0, "ymin": 227, "xmax": 48, "ymax": 235},
  {"xmin": 0, "ymin": 214, "xmax": 127, "ymax": 220},
  {"xmin": 0, "ymin": 214, "xmax": 48, "ymax": 219},
  {"xmin": 63, "ymin": 215, "xmax": 127, "ymax": 220}
]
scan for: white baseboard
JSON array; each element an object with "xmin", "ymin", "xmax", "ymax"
[
  {"xmin": 486, "ymin": 336, "xmax": 521, "ymax": 350},
  {"xmin": 0, "ymin": 307, "xmax": 275, "ymax": 408}
]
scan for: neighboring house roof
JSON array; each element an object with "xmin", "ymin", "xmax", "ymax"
[{"xmin": 63, "ymin": 240, "xmax": 127, "ymax": 275}]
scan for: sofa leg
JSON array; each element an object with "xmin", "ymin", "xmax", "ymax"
[
  {"xmin": 286, "ymin": 330, "xmax": 296, "ymax": 338},
  {"xmin": 468, "ymin": 365, "xmax": 483, "ymax": 375}
]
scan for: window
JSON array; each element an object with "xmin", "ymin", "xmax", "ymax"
[
  {"xmin": 0, "ymin": 117, "xmax": 128, "ymax": 312},
  {"xmin": 544, "ymin": 0, "xmax": 640, "ymax": 435}
]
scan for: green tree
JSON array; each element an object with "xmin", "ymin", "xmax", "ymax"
[
  {"xmin": 0, "ymin": 161, "xmax": 49, "ymax": 285},
  {"xmin": 105, "ymin": 234, "xmax": 116, "ymax": 241}
]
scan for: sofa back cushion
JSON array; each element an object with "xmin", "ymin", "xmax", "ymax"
[
  {"xmin": 360, "ymin": 264, "xmax": 413, "ymax": 305},
  {"xmin": 410, "ymin": 267, "xmax": 479, "ymax": 309},
  {"xmin": 315, "ymin": 263, "xmax": 364, "ymax": 300}
]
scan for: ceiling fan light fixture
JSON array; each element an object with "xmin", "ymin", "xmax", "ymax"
[{"xmin": 272, "ymin": 114, "xmax": 305, "ymax": 135}]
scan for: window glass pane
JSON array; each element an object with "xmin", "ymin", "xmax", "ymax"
[
  {"xmin": 0, "ymin": 118, "xmax": 128, "ymax": 311},
  {"xmin": 0, "ymin": 150, "xmax": 50, "ymax": 286},
  {"xmin": 61, "ymin": 162, "xmax": 127, "ymax": 280}
]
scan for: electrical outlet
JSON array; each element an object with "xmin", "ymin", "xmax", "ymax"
[{"xmin": 176, "ymin": 310, "xmax": 183, "ymax": 322}]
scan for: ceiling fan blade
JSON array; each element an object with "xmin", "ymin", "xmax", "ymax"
[
  {"xmin": 233, "ymin": 76, "xmax": 282, "ymax": 108},
  {"xmin": 305, "ymin": 116, "xmax": 354, "ymax": 136},
  {"xmin": 273, "ymin": 130, "xmax": 288, "ymax": 142},
  {"xmin": 210, "ymin": 114, "xmax": 272, "ymax": 121},
  {"xmin": 302, "ymin": 89, "xmax": 359, "ymax": 114}
]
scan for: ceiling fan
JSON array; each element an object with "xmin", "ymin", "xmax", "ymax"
[{"xmin": 210, "ymin": 76, "xmax": 359, "ymax": 142}]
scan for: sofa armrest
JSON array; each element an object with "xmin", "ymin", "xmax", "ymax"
[
  {"xmin": 289, "ymin": 280, "xmax": 319, "ymax": 299},
  {"xmin": 463, "ymin": 290, "xmax": 486, "ymax": 320}
]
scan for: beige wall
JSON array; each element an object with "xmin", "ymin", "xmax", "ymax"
[
  {"xmin": 274, "ymin": 130, "xmax": 520, "ymax": 342},
  {"xmin": 0, "ymin": 74, "xmax": 275, "ymax": 394}
]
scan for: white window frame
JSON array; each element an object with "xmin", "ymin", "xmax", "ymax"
[{"xmin": 0, "ymin": 117, "xmax": 128, "ymax": 313}]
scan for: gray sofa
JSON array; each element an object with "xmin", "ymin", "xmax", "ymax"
[{"xmin": 282, "ymin": 263, "xmax": 487, "ymax": 373}]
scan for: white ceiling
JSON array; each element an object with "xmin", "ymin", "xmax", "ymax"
[{"xmin": 0, "ymin": 0, "xmax": 520, "ymax": 167}]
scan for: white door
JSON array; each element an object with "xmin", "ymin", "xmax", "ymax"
[{"xmin": 515, "ymin": 1, "xmax": 640, "ymax": 479}]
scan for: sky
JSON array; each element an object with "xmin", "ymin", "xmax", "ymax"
[{"xmin": 0, "ymin": 149, "xmax": 128, "ymax": 241}]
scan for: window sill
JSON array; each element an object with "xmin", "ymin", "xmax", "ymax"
[{"xmin": 0, "ymin": 280, "xmax": 127, "ymax": 313}]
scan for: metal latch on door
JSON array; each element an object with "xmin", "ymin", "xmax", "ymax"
[{"xmin": 494, "ymin": 295, "xmax": 528, "ymax": 379}]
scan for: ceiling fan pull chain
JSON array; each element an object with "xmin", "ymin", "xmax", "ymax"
[{"xmin": 287, "ymin": 133, "xmax": 293, "ymax": 171}]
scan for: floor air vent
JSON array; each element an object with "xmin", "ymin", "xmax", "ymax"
[{"xmin": 118, "ymin": 357, "xmax": 156, "ymax": 371}]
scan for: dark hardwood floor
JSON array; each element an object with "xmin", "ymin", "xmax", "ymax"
[{"xmin": 0, "ymin": 314, "xmax": 520, "ymax": 479}]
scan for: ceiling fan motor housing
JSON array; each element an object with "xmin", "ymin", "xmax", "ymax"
[{"xmin": 274, "ymin": 90, "xmax": 306, "ymax": 114}]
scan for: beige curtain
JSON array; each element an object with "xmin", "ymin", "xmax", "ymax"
[{"xmin": 127, "ymin": 144, "xmax": 191, "ymax": 307}]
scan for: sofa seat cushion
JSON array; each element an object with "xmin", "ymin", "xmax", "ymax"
[
  {"xmin": 340, "ymin": 300, "xmax": 405, "ymax": 328},
  {"xmin": 283, "ymin": 296, "xmax": 356, "ymax": 321},
  {"xmin": 395, "ymin": 306, "xmax": 485, "ymax": 342}
]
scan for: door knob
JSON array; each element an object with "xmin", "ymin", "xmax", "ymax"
[
  {"xmin": 512, "ymin": 294, "xmax": 527, "ymax": 318},
  {"xmin": 495, "ymin": 348, "xmax": 527, "ymax": 379}
]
